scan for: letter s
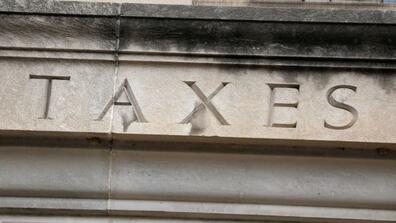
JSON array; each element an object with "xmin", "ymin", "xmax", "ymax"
[{"xmin": 324, "ymin": 85, "xmax": 358, "ymax": 130}]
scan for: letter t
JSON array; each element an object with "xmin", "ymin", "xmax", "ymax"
[{"xmin": 29, "ymin": 74, "xmax": 71, "ymax": 119}]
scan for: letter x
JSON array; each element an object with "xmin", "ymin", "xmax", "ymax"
[{"xmin": 180, "ymin": 81, "xmax": 230, "ymax": 125}]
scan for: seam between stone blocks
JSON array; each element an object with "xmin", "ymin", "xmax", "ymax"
[{"xmin": 107, "ymin": 4, "xmax": 122, "ymax": 214}]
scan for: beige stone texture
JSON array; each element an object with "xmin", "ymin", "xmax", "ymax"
[
  {"xmin": 1, "ymin": 145, "xmax": 395, "ymax": 221},
  {"xmin": 0, "ymin": 2, "xmax": 395, "ymax": 222},
  {"xmin": 0, "ymin": 146, "xmax": 109, "ymax": 198},
  {"xmin": 0, "ymin": 58, "xmax": 114, "ymax": 133},
  {"xmin": 110, "ymin": 149, "xmax": 396, "ymax": 208},
  {"xmin": 111, "ymin": 62, "xmax": 396, "ymax": 146}
]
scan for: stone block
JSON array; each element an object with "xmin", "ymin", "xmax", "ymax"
[
  {"xmin": 0, "ymin": 146, "xmax": 109, "ymax": 198},
  {"xmin": 110, "ymin": 149, "xmax": 396, "ymax": 209},
  {"xmin": 0, "ymin": 58, "xmax": 114, "ymax": 133},
  {"xmin": 119, "ymin": 17, "xmax": 396, "ymax": 59},
  {"xmin": 0, "ymin": 14, "xmax": 117, "ymax": 51},
  {"xmin": 111, "ymin": 62, "xmax": 396, "ymax": 146}
]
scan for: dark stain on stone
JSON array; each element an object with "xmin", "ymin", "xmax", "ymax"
[
  {"xmin": 119, "ymin": 18, "xmax": 396, "ymax": 59},
  {"xmin": 86, "ymin": 137, "xmax": 102, "ymax": 145},
  {"xmin": 354, "ymin": 69, "xmax": 396, "ymax": 95},
  {"xmin": 278, "ymin": 67, "xmax": 300, "ymax": 84},
  {"xmin": 376, "ymin": 148, "xmax": 391, "ymax": 156},
  {"xmin": 374, "ymin": 70, "xmax": 396, "ymax": 95},
  {"xmin": 189, "ymin": 101, "xmax": 208, "ymax": 135},
  {"xmin": 311, "ymin": 68, "xmax": 333, "ymax": 91},
  {"xmin": 121, "ymin": 113, "xmax": 135, "ymax": 132}
]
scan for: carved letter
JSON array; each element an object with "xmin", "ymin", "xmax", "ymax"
[
  {"xmin": 29, "ymin": 74, "xmax": 71, "ymax": 119},
  {"xmin": 325, "ymin": 85, "xmax": 358, "ymax": 130},
  {"xmin": 265, "ymin": 83, "xmax": 300, "ymax": 128},
  {"xmin": 180, "ymin": 81, "xmax": 230, "ymax": 125},
  {"xmin": 96, "ymin": 79, "xmax": 147, "ymax": 125}
]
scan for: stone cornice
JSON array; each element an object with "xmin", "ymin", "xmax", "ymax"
[
  {"xmin": 1, "ymin": 0, "xmax": 396, "ymax": 24},
  {"xmin": 0, "ymin": 0, "xmax": 395, "ymax": 69}
]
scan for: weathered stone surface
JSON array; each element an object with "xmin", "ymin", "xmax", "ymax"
[
  {"xmin": 0, "ymin": 1, "xmax": 393, "ymax": 149},
  {"xmin": 0, "ymin": 197, "xmax": 108, "ymax": 214},
  {"xmin": 0, "ymin": 14, "xmax": 117, "ymax": 51},
  {"xmin": 1, "ymin": 143, "xmax": 395, "ymax": 221},
  {"xmin": 110, "ymin": 149, "xmax": 396, "ymax": 209},
  {"xmin": 111, "ymin": 62, "xmax": 396, "ymax": 147},
  {"xmin": 0, "ymin": 0, "xmax": 119, "ymax": 15},
  {"xmin": 120, "ymin": 3, "xmax": 396, "ymax": 24},
  {"xmin": 0, "ymin": 59, "xmax": 114, "ymax": 133},
  {"xmin": 0, "ymin": 0, "xmax": 395, "ymax": 222},
  {"xmin": 119, "ymin": 18, "xmax": 396, "ymax": 60},
  {"xmin": 1, "ymin": 0, "xmax": 395, "ymax": 24},
  {"xmin": 0, "ymin": 146, "xmax": 109, "ymax": 198}
]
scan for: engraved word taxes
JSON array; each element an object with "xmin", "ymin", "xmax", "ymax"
[{"xmin": 28, "ymin": 75, "xmax": 358, "ymax": 131}]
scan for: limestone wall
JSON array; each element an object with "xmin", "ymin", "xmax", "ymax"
[{"xmin": 0, "ymin": 0, "xmax": 395, "ymax": 222}]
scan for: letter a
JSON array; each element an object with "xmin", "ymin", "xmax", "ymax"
[{"xmin": 95, "ymin": 79, "xmax": 147, "ymax": 123}]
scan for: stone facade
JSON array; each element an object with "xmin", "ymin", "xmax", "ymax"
[{"xmin": 0, "ymin": 0, "xmax": 395, "ymax": 223}]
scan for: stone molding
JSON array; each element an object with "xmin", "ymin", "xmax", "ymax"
[
  {"xmin": 1, "ymin": 0, "xmax": 396, "ymax": 23},
  {"xmin": 0, "ymin": 1, "xmax": 395, "ymax": 69},
  {"xmin": 0, "ymin": 144, "xmax": 396, "ymax": 222},
  {"xmin": 1, "ymin": 0, "xmax": 395, "ymax": 64}
]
